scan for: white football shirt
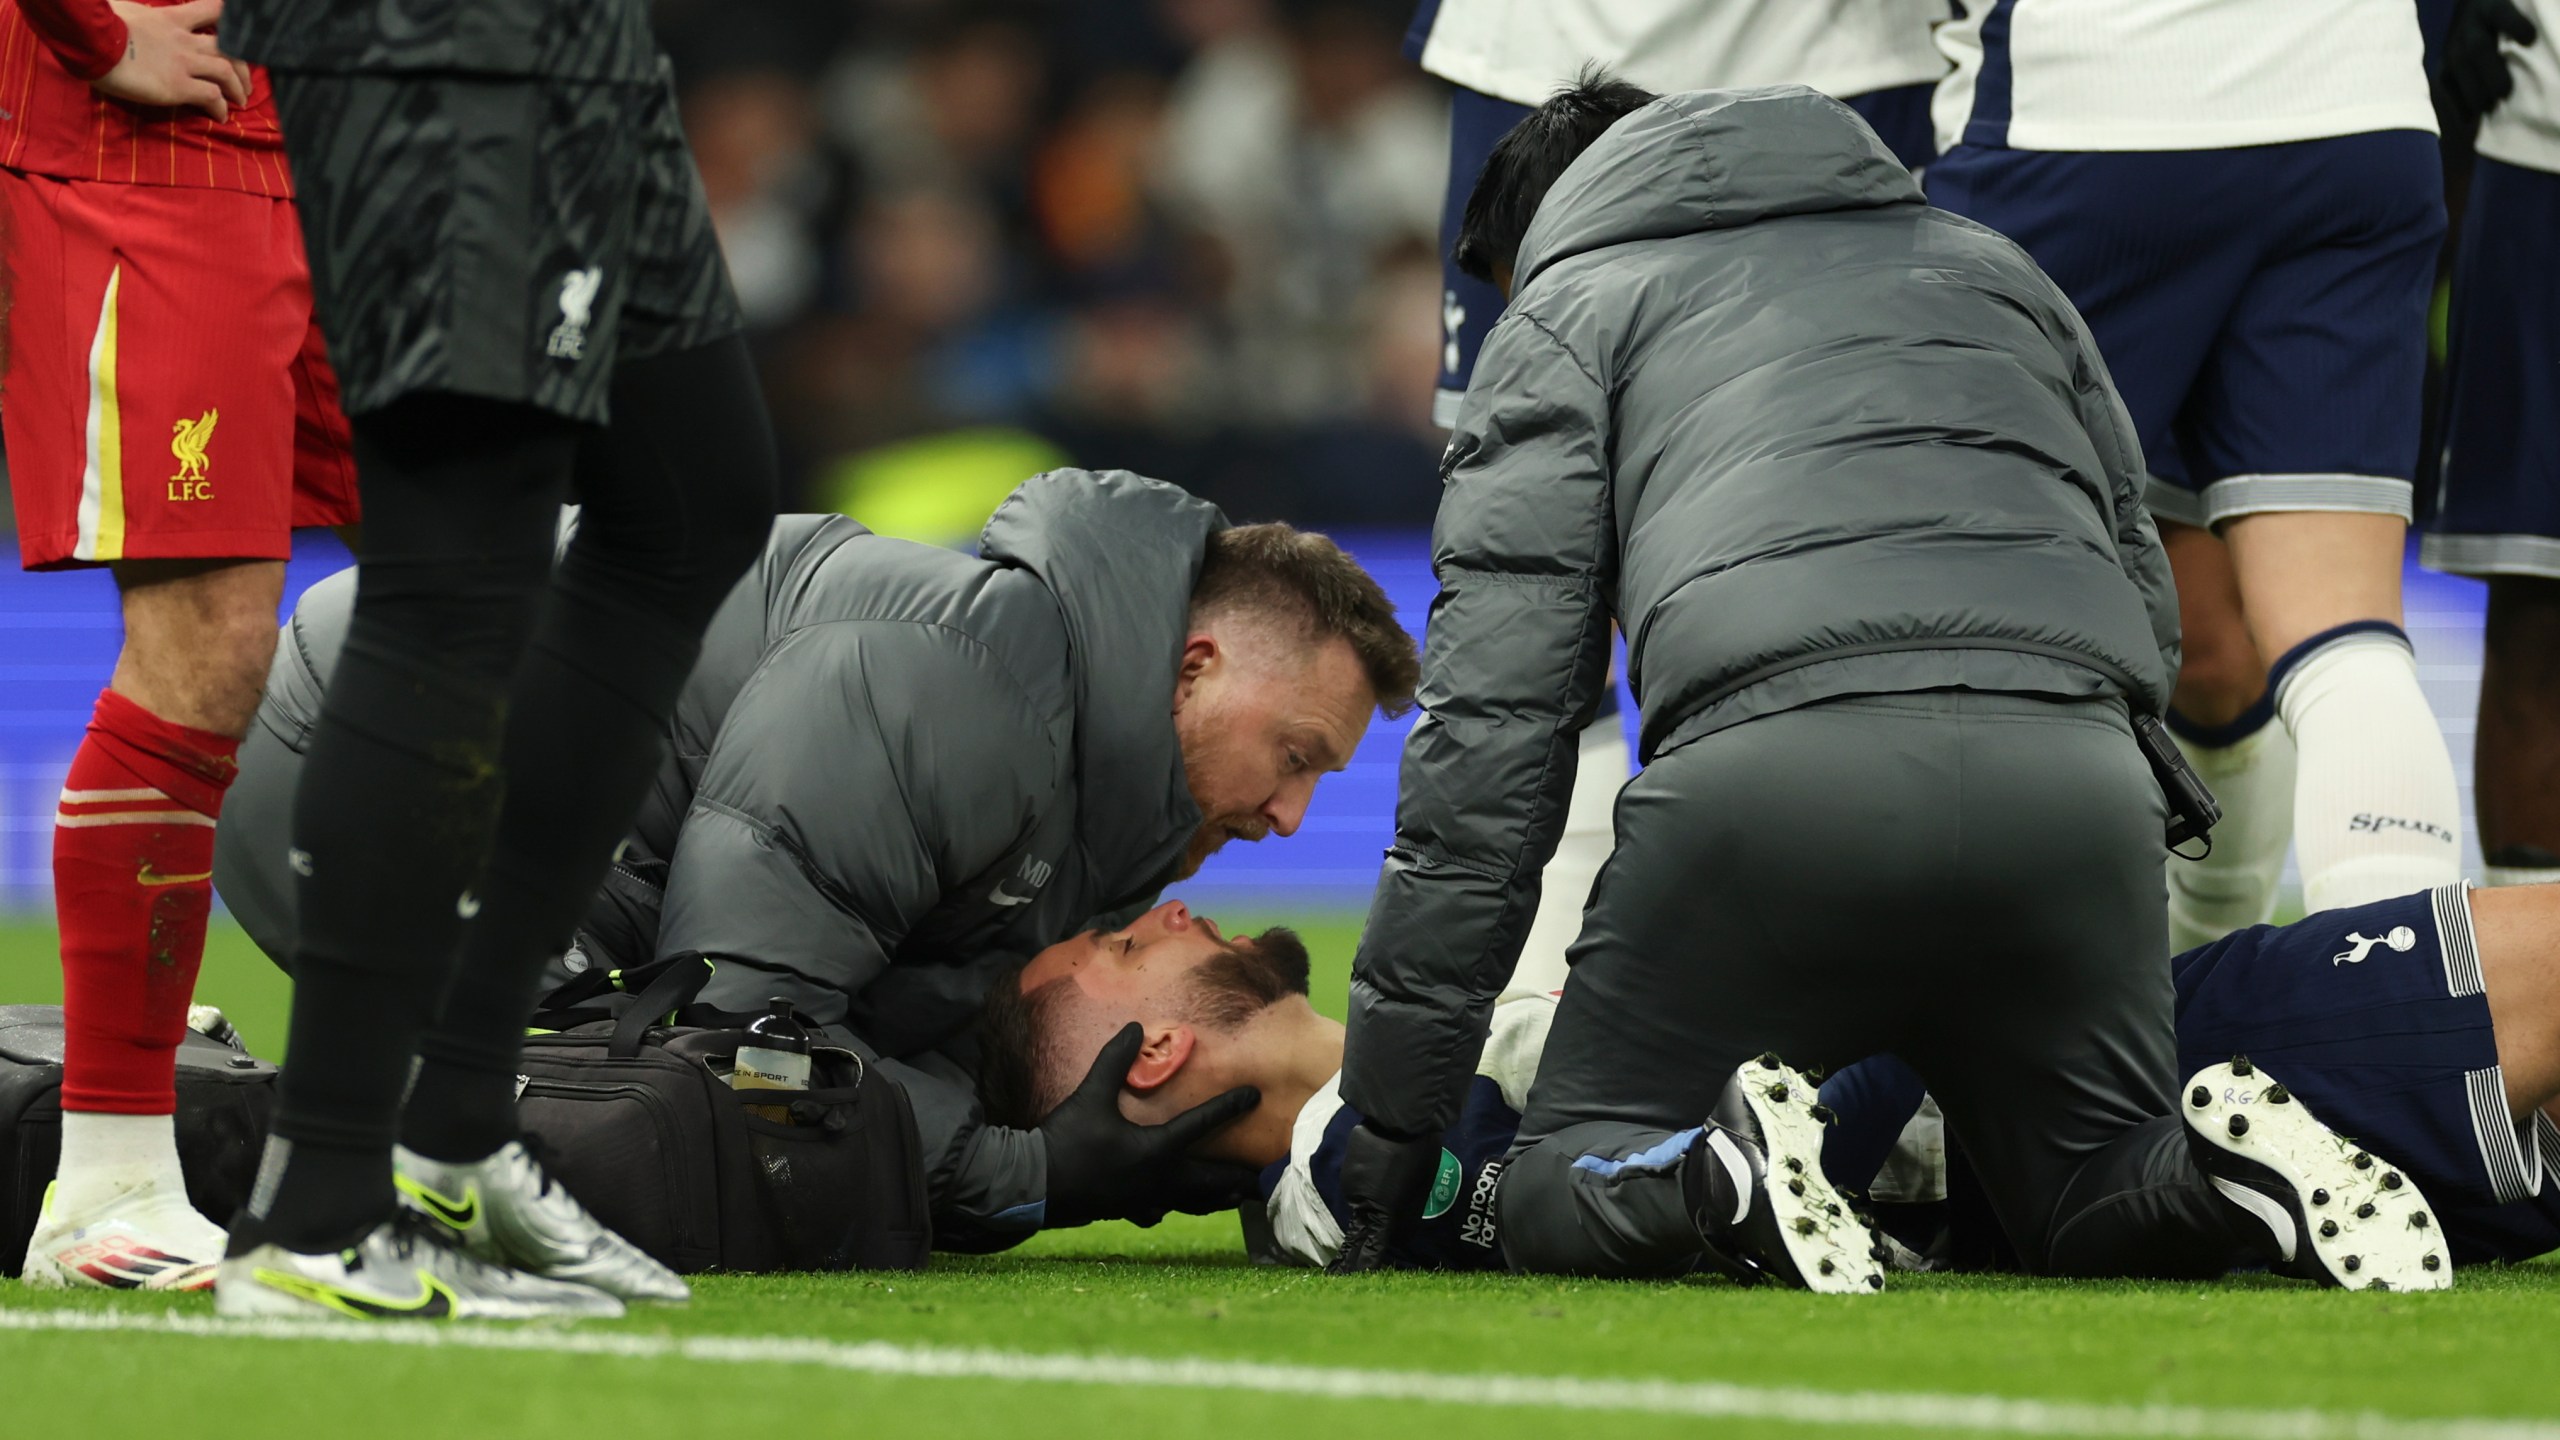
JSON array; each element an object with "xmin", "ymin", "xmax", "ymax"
[
  {"xmin": 2479, "ymin": 0, "xmax": 2560, "ymax": 174},
  {"xmin": 1933, "ymin": 0, "xmax": 2437, "ymax": 153},
  {"xmin": 1412, "ymin": 0, "xmax": 1949, "ymax": 109}
]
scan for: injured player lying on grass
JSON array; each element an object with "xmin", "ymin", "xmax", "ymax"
[{"xmin": 976, "ymin": 887, "xmax": 2560, "ymax": 1283}]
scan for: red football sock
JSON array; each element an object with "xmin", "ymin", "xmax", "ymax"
[{"xmin": 54, "ymin": 689, "xmax": 240, "ymax": 1115}]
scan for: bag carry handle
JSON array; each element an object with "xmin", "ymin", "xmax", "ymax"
[{"xmin": 609, "ymin": 954, "xmax": 716, "ymax": 1059}]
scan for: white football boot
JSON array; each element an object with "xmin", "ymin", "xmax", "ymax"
[
  {"xmin": 2185, "ymin": 1057, "xmax": 2452, "ymax": 1291},
  {"xmin": 216, "ymin": 1210, "xmax": 623, "ymax": 1320},
  {"xmin": 394, "ymin": 1140, "xmax": 688, "ymax": 1303},
  {"xmin": 1686, "ymin": 1055, "xmax": 1889, "ymax": 1294},
  {"xmin": 19, "ymin": 1181, "xmax": 225, "ymax": 1291}
]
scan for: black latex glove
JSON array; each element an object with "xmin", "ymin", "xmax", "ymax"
[
  {"xmin": 1322, "ymin": 1120, "xmax": 1446, "ymax": 1274},
  {"xmin": 2443, "ymin": 0, "xmax": 2540, "ymax": 128},
  {"xmin": 1039, "ymin": 1022, "xmax": 1261, "ymax": 1228}
]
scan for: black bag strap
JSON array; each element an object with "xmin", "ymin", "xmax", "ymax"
[{"xmin": 609, "ymin": 954, "xmax": 716, "ymax": 1059}]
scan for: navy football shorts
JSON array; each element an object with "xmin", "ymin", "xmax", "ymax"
[
  {"xmin": 1842, "ymin": 83, "xmax": 1939, "ymax": 176},
  {"xmin": 2174, "ymin": 884, "xmax": 2558, "ymax": 1263},
  {"xmin": 1927, "ymin": 132, "xmax": 2444, "ymax": 531},
  {"xmin": 2426, "ymin": 156, "xmax": 2560, "ymax": 580}
]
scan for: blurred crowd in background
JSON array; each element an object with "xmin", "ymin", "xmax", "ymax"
[{"xmin": 655, "ymin": 0, "xmax": 1453, "ymax": 538}]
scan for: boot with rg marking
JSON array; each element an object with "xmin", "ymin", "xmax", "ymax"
[{"xmin": 2184, "ymin": 1057, "xmax": 2450, "ymax": 1291}]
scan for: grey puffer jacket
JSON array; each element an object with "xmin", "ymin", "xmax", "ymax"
[
  {"xmin": 1340, "ymin": 87, "xmax": 2177, "ymax": 1138},
  {"xmin": 253, "ymin": 471, "xmax": 1223, "ymax": 1249}
]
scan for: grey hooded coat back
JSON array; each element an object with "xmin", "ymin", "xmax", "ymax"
[
  {"xmin": 237, "ymin": 471, "xmax": 1223, "ymax": 1248},
  {"xmin": 1340, "ymin": 88, "xmax": 2178, "ymax": 1137}
]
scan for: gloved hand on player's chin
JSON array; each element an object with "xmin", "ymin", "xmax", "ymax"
[
  {"xmin": 1323, "ymin": 1121, "xmax": 1445, "ymax": 1274},
  {"xmin": 2441, "ymin": 0, "xmax": 2540, "ymax": 128},
  {"xmin": 1038, "ymin": 1022, "xmax": 1262, "ymax": 1229}
]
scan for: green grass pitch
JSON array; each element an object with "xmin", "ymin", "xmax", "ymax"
[{"xmin": 2, "ymin": 916, "xmax": 2555, "ymax": 1440}]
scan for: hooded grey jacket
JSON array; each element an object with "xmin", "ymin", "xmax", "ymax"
[
  {"xmin": 1339, "ymin": 88, "xmax": 2177, "ymax": 1138},
  {"xmin": 243, "ymin": 471, "xmax": 1223, "ymax": 1247}
]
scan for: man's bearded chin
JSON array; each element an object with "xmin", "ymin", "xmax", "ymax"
[{"xmin": 1180, "ymin": 815, "xmax": 1270, "ymax": 877}]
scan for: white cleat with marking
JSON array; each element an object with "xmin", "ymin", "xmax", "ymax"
[
  {"xmin": 2184, "ymin": 1058, "xmax": 2451, "ymax": 1291},
  {"xmin": 19, "ymin": 1181, "xmax": 225, "ymax": 1291}
]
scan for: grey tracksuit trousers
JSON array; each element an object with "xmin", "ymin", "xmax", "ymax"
[{"xmin": 1498, "ymin": 690, "xmax": 2241, "ymax": 1279}]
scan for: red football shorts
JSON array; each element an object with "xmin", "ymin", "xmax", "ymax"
[{"xmin": 1, "ymin": 169, "xmax": 359, "ymax": 570}]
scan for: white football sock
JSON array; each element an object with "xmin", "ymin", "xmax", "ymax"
[
  {"xmin": 2275, "ymin": 625, "xmax": 2464, "ymax": 914},
  {"xmin": 1503, "ymin": 721, "xmax": 1628, "ymax": 1002},
  {"xmin": 2165, "ymin": 705, "xmax": 2296, "ymax": 952},
  {"xmin": 53, "ymin": 1110, "xmax": 190, "ymax": 1215}
]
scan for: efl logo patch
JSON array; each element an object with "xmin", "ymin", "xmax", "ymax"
[{"xmin": 1420, "ymin": 1149, "xmax": 1463, "ymax": 1220}]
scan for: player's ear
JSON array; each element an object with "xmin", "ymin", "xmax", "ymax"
[
  {"xmin": 1172, "ymin": 635, "xmax": 1217, "ymax": 712},
  {"xmin": 1122, "ymin": 1023, "xmax": 1197, "ymax": 1093}
]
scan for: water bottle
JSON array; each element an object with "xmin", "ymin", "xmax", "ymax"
[{"xmin": 733, "ymin": 998, "xmax": 812, "ymax": 1123}]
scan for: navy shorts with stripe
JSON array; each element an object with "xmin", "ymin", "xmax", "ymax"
[
  {"xmin": 2436, "ymin": 1173, "xmax": 2560, "ymax": 1267},
  {"xmin": 2425, "ymin": 156, "xmax": 2560, "ymax": 579},
  {"xmin": 1926, "ymin": 133, "xmax": 2445, "ymax": 531},
  {"xmin": 1430, "ymin": 82, "xmax": 1936, "ymax": 428},
  {"xmin": 2173, "ymin": 886, "xmax": 2547, "ymax": 1218}
]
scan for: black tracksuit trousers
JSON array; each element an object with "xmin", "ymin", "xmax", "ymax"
[{"xmin": 1498, "ymin": 690, "xmax": 2243, "ymax": 1279}]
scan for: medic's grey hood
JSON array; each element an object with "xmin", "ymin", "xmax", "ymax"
[
  {"xmin": 1513, "ymin": 86, "xmax": 1923, "ymax": 293},
  {"xmin": 978, "ymin": 469, "xmax": 1227, "ymax": 902}
]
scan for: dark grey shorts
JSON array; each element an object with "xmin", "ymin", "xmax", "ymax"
[{"xmin": 271, "ymin": 60, "xmax": 740, "ymax": 424}]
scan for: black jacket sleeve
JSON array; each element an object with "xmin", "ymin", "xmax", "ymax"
[{"xmin": 1338, "ymin": 312, "xmax": 1618, "ymax": 1138}]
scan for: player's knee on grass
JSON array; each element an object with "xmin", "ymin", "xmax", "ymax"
[{"xmin": 1495, "ymin": 1126, "xmax": 1704, "ymax": 1279}]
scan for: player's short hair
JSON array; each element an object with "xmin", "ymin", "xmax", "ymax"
[
  {"xmin": 974, "ymin": 977, "xmax": 1063, "ymax": 1132},
  {"xmin": 1454, "ymin": 66, "xmax": 1658, "ymax": 288},
  {"xmin": 972, "ymin": 927, "xmax": 1315, "ymax": 1128},
  {"xmin": 1190, "ymin": 524, "xmax": 1419, "ymax": 717}
]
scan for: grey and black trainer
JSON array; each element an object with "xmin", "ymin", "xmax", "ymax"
[
  {"xmin": 395, "ymin": 1140, "xmax": 689, "ymax": 1303},
  {"xmin": 216, "ymin": 1210, "xmax": 624, "ymax": 1320},
  {"xmin": 2185, "ymin": 1057, "xmax": 2452, "ymax": 1292},
  {"xmin": 1682, "ymin": 1055, "xmax": 1887, "ymax": 1294}
]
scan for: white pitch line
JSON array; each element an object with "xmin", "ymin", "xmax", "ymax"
[{"xmin": 2, "ymin": 1306, "xmax": 2555, "ymax": 1440}]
